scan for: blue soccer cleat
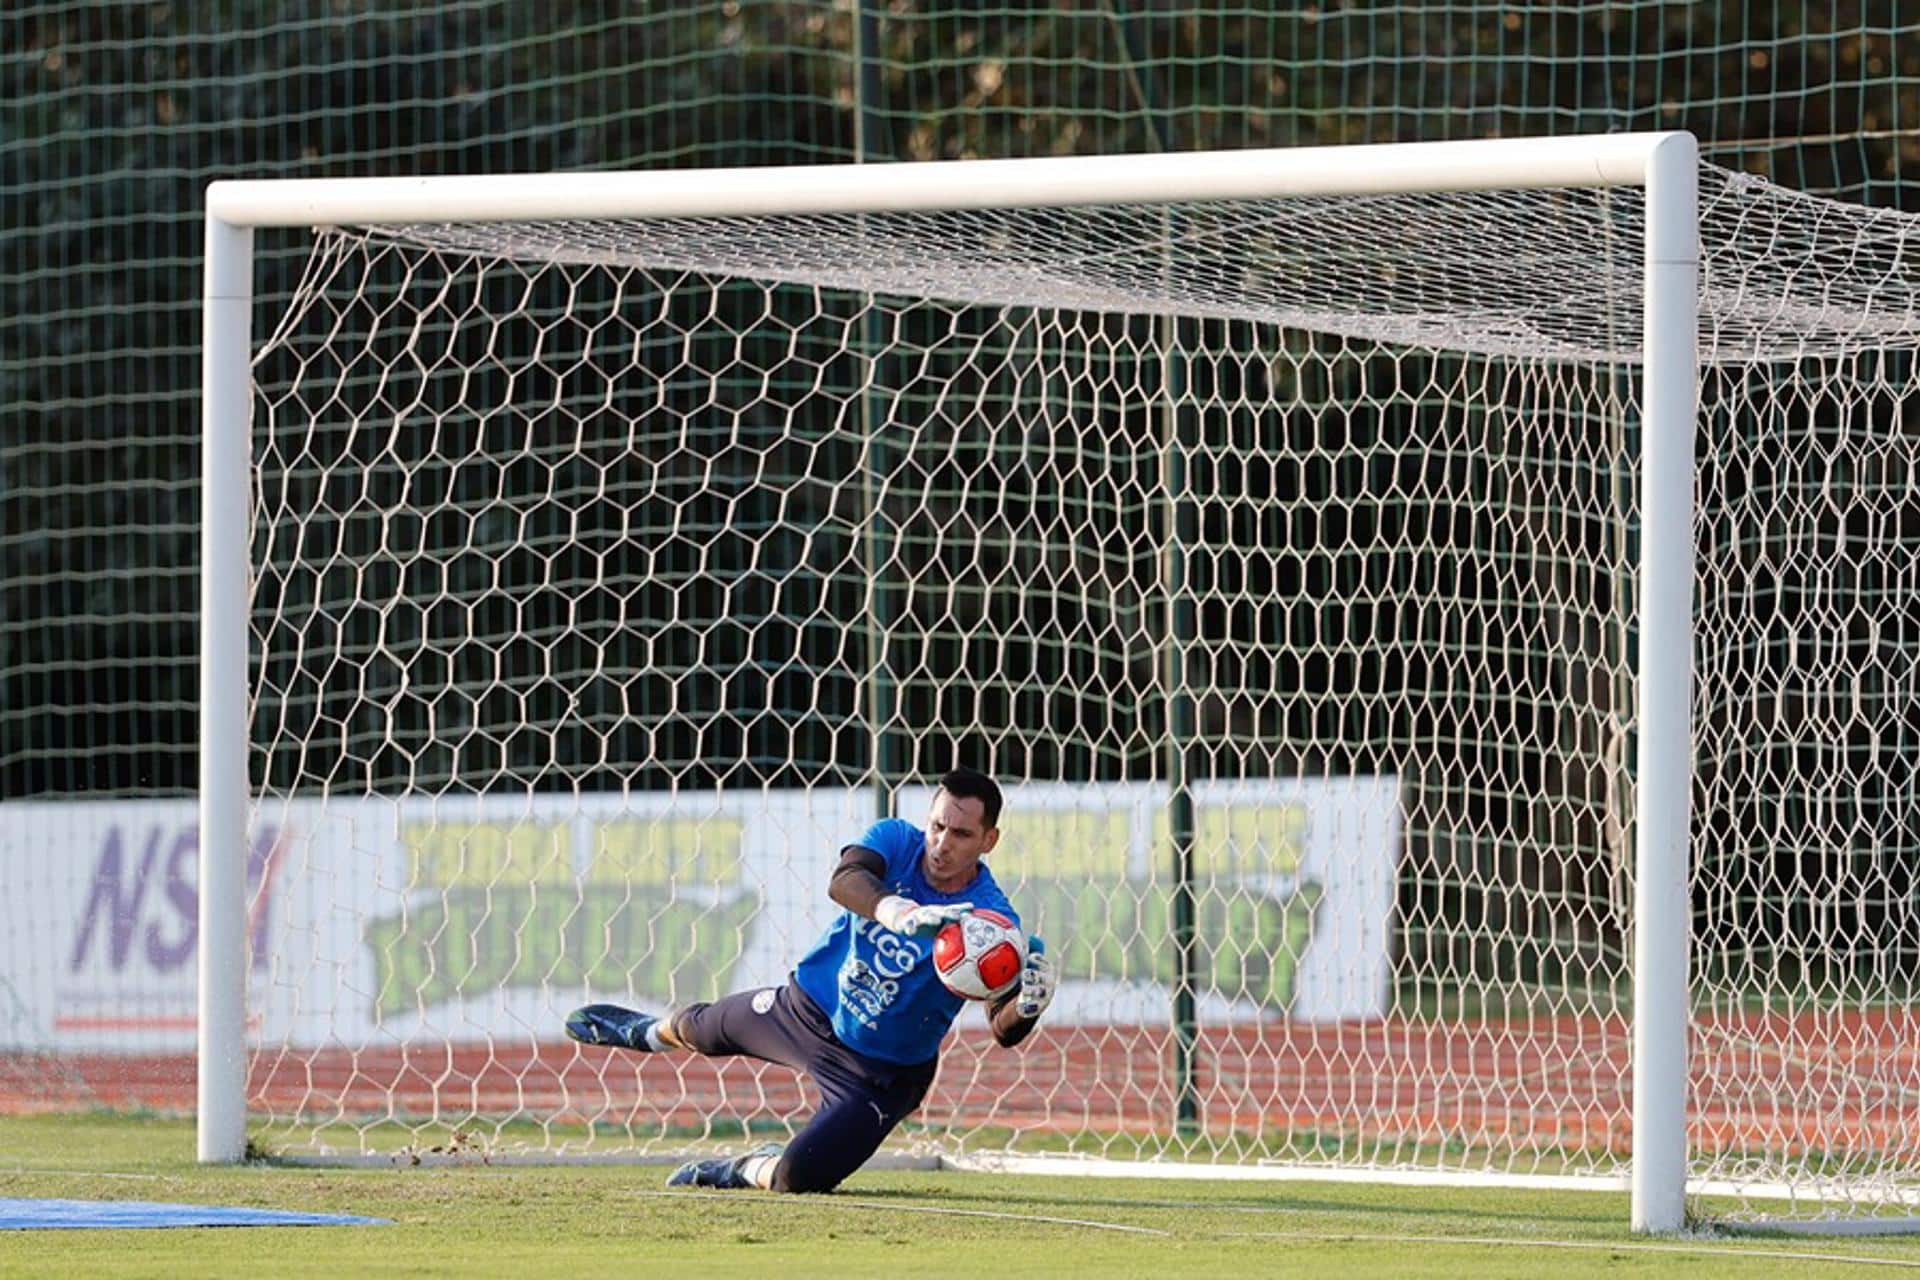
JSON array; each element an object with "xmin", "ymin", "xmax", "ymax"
[
  {"xmin": 666, "ymin": 1143, "xmax": 785, "ymax": 1190},
  {"xmin": 564, "ymin": 1003, "xmax": 660, "ymax": 1051}
]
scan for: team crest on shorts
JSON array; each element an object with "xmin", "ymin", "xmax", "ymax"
[{"xmin": 751, "ymin": 989, "xmax": 777, "ymax": 1014}]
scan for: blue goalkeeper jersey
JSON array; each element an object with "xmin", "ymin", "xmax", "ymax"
[{"xmin": 792, "ymin": 818, "xmax": 1019, "ymax": 1066}]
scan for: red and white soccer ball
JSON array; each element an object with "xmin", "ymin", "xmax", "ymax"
[{"xmin": 932, "ymin": 908, "xmax": 1027, "ymax": 1001}]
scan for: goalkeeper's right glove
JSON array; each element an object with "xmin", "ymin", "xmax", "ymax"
[{"xmin": 874, "ymin": 895, "xmax": 973, "ymax": 938}]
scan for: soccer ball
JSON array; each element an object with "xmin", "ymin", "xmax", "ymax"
[{"xmin": 932, "ymin": 909, "xmax": 1026, "ymax": 1001}]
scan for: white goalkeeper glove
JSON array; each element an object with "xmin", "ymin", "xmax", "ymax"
[
  {"xmin": 874, "ymin": 895, "xmax": 973, "ymax": 938},
  {"xmin": 1014, "ymin": 936, "xmax": 1056, "ymax": 1020}
]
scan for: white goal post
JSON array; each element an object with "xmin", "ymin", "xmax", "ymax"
[{"xmin": 199, "ymin": 137, "xmax": 1704, "ymax": 1225}]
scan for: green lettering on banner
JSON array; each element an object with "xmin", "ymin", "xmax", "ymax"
[
  {"xmin": 366, "ymin": 887, "xmax": 761, "ymax": 1020},
  {"xmin": 365, "ymin": 909, "xmax": 430, "ymax": 1019},
  {"xmin": 1060, "ymin": 880, "xmax": 1130, "ymax": 980},
  {"xmin": 590, "ymin": 818, "xmax": 745, "ymax": 887},
  {"xmin": 1265, "ymin": 882, "xmax": 1322, "ymax": 1008},
  {"xmin": 403, "ymin": 822, "xmax": 571, "ymax": 888},
  {"xmin": 1151, "ymin": 803, "xmax": 1309, "ymax": 880},
  {"xmin": 541, "ymin": 884, "xmax": 636, "ymax": 991},
  {"xmin": 1003, "ymin": 810, "xmax": 1131, "ymax": 880},
  {"xmin": 1017, "ymin": 878, "xmax": 1323, "ymax": 1013}
]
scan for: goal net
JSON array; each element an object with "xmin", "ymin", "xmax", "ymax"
[{"xmin": 35, "ymin": 145, "xmax": 1920, "ymax": 1223}]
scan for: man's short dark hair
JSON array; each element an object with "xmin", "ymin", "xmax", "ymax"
[{"xmin": 937, "ymin": 767, "xmax": 1003, "ymax": 829}]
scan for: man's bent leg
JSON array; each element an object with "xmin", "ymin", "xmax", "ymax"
[
  {"xmin": 760, "ymin": 1053, "xmax": 938, "ymax": 1194},
  {"xmin": 656, "ymin": 987, "xmax": 823, "ymax": 1192},
  {"xmin": 656, "ymin": 985, "xmax": 932, "ymax": 1194},
  {"xmin": 760, "ymin": 1094, "xmax": 895, "ymax": 1193},
  {"xmin": 669, "ymin": 985, "xmax": 815, "ymax": 1070},
  {"xmin": 571, "ymin": 984, "xmax": 813, "ymax": 1064}
]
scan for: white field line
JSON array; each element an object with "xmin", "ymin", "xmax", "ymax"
[
  {"xmin": 1217, "ymin": 1231, "xmax": 1920, "ymax": 1268},
  {"xmin": 0, "ymin": 1168, "xmax": 165, "ymax": 1181},
  {"xmin": 627, "ymin": 1188, "xmax": 1170, "ymax": 1236},
  {"xmin": 634, "ymin": 1188, "xmax": 1920, "ymax": 1261},
  {"xmin": 940, "ymin": 1153, "xmax": 1920, "ymax": 1209}
]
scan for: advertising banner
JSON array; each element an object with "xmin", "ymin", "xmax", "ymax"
[{"xmin": 2, "ymin": 779, "xmax": 1397, "ymax": 1054}]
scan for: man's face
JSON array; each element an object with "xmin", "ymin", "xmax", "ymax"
[{"xmin": 923, "ymin": 788, "xmax": 999, "ymax": 891}]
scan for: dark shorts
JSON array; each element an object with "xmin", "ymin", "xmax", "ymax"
[{"xmin": 671, "ymin": 980, "xmax": 938, "ymax": 1193}]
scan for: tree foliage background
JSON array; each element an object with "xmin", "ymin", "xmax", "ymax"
[{"xmin": 4, "ymin": 2, "xmax": 1919, "ymax": 990}]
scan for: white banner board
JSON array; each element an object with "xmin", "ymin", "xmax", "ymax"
[{"xmin": 2, "ymin": 779, "xmax": 1397, "ymax": 1054}]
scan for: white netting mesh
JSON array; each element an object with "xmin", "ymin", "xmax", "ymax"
[
  {"xmin": 237, "ymin": 162, "xmax": 1920, "ymax": 1217},
  {"xmin": 375, "ymin": 168, "xmax": 1920, "ymax": 364}
]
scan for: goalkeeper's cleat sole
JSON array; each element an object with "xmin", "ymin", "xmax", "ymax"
[
  {"xmin": 564, "ymin": 1003, "xmax": 660, "ymax": 1051},
  {"xmin": 666, "ymin": 1143, "xmax": 785, "ymax": 1191}
]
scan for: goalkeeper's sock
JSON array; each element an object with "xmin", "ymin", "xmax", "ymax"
[{"xmin": 737, "ymin": 1149, "xmax": 783, "ymax": 1190}]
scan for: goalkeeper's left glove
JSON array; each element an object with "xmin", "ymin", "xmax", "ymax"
[{"xmin": 1015, "ymin": 935, "xmax": 1056, "ymax": 1020}]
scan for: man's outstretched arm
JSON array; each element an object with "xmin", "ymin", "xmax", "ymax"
[
  {"xmin": 828, "ymin": 846, "xmax": 971, "ymax": 936},
  {"xmin": 987, "ymin": 940, "xmax": 1055, "ymax": 1048}
]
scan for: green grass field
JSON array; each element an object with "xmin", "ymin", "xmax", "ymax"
[{"xmin": 6, "ymin": 1115, "xmax": 1920, "ymax": 1278}]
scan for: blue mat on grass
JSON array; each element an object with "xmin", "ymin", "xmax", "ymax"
[{"xmin": 0, "ymin": 1198, "xmax": 389, "ymax": 1229}]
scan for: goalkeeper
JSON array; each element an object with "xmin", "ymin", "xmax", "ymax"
[{"xmin": 564, "ymin": 766, "xmax": 1056, "ymax": 1193}]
